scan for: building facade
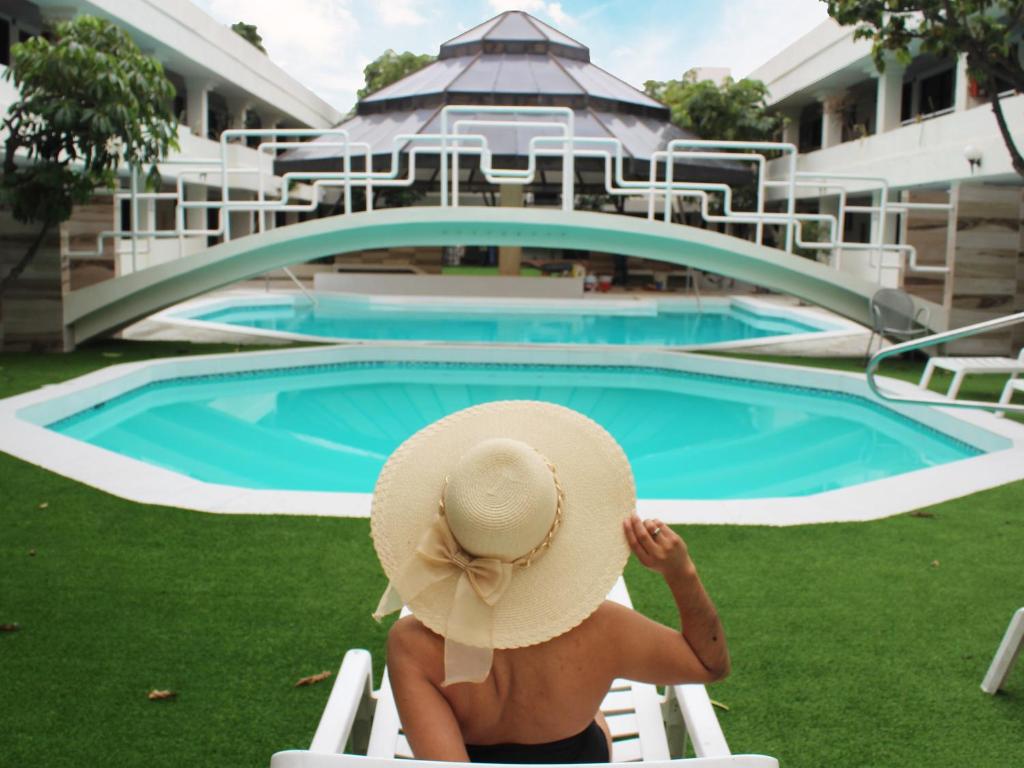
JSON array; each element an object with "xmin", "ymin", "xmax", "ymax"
[
  {"xmin": 0, "ymin": 0, "xmax": 341, "ymax": 348},
  {"xmin": 750, "ymin": 17, "xmax": 1024, "ymax": 352}
]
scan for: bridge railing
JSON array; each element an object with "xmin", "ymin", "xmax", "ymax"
[{"xmin": 70, "ymin": 105, "xmax": 954, "ymax": 284}]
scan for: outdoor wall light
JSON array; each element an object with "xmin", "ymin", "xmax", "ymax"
[{"xmin": 964, "ymin": 144, "xmax": 983, "ymax": 173}]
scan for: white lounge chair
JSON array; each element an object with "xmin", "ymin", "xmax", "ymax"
[
  {"xmin": 998, "ymin": 377, "xmax": 1024, "ymax": 416},
  {"xmin": 918, "ymin": 347, "xmax": 1024, "ymax": 399},
  {"xmin": 270, "ymin": 577, "xmax": 777, "ymax": 768},
  {"xmin": 981, "ymin": 607, "xmax": 1024, "ymax": 695}
]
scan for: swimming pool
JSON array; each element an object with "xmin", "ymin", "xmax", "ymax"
[
  {"xmin": 5, "ymin": 345, "xmax": 1020, "ymax": 524},
  {"xmin": 162, "ymin": 294, "xmax": 853, "ymax": 349},
  {"xmin": 47, "ymin": 360, "xmax": 977, "ymax": 499}
]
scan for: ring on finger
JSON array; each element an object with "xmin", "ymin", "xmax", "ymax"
[{"xmin": 651, "ymin": 526, "xmax": 661, "ymax": 538}]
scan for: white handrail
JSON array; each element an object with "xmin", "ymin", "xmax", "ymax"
[
  {"xmin": 69, "ymin": 107, "xmax": 956, "ymax": 290},
  {"xmin": 866, "ymin": 312, "xmax": 1024, "ymax": 413}
]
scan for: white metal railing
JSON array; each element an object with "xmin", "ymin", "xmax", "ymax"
[
  {"xmin": 866, "ymin": 311, "xmax": 1024, "ymax": 414},
  {"xmin": 68, "ymin": 105, "xmax": 955, "ymax": 282}
]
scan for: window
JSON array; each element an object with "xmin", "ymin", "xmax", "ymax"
[
  {"xmin": 798, "ymin": 102, "xmax": 822, "ymax": 153},
  {"xmin": 919, "ymin": 68, "xmax": 954, "ymax": 115},
  {"xmin": 0, "ymin": 18, "xmax": 10, "ymax": 66},
  {"xmin": 901, "ymin": 59, "xmax": 956, "ymax": 123}
]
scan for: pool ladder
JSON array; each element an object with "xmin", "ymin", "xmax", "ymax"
[{"xmin": 866, "ymin": 311, "xmax": 1024, "ymax": 415}]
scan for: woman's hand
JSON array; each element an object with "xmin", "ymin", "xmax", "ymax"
[{"xmin": 623, "ymin": 514, "xmax": 692, "ymax": 581}]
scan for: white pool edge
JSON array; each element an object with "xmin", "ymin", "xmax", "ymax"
[{"xmin": 2, "ymin": 344, "xmax": 1022, "ymax": 526}]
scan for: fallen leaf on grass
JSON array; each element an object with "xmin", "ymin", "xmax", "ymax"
[
  {"xmin": 28, "ymin": 549, "xmax": 36, "ymax": 557},
  {"xmin": 909, "ymin": 510, "xmax": 934, "ymax": 518},
  {"xmin": 1, "ymin": 623, "xmax": 20, "ymax": 633},
  {"xmin": 294, "ymin": 670, "xmax": 332, "ymax": 687},
  {"xmin": 37, "ymin": 502, "xmax": 49, "ymax": 510},
  {"xmin": 147, "ymin": 689, "xmax": 177, "ymax": 701},
  {"xmin": 930, "ymin": 560, "xmax": 940, "ymax": 568},
  {"xmin": 711, "ymin": 699, "xmax": 730, "ymax": 711},
  {"xmin": 101, "ymin": 352, "xmax": 123, "ymax": 358}
]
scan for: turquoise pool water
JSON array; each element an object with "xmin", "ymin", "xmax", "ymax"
[
  {"xmin": 193, "ymin": 297, "xmax": 826, "ymax": 345},
  {"xmin": 50, "ymin": 362, "xmax": 979, "ymax": 499}
]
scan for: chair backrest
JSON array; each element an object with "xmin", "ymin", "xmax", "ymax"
[
  {"xmin": 366, "ymin": 577, "xmax": 674, "ymax": 762},
  {"xmin": 870, "ymin": 288, "xmax": 917, "ymax": 332}
]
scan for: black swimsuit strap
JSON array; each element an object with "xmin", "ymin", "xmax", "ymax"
[{"xmin": 465, "ymin": 720, "xmax": 610, "ymax": 764}]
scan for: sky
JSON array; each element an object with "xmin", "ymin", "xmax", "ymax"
[{"xmin": 190, "ymin": 0, "xmax": 830, "ymax": 114}]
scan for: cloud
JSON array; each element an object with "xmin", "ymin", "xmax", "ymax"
[
  {"xmin": 599, "ymin": 0, "xmax": 828, "ymax": 89},
  {"xmin": 196, "ymin": 0, "xmax": 364, "ymax": 111},
  {"xmin": 690, "ymin": 0, "xmax": 830, "ymax": 78},
  {"xmin": 487, "ymin": 0, "xmax": 575, "ymax": 27},
  {"xmin": 376, "ymin": 0, "xmax": 427, "ymax": 26}
]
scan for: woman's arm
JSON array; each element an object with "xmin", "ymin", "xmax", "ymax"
[
  {"xmin": 617, "ymin": 514, "xmax": 730, "ymax": 683},
  {"xmin": 387, "ymin": 617, "xmax": 471, "ymax": 762}
]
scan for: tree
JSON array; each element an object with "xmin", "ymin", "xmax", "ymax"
[
  {"xmin": 644, "ymin": 70, "xmax": 785, "ymax": 142},
  {"xmin": 0, "ymin": 16, "xmax": 178, "ymax": 296},
  {"xmin": 357, "ymin": 49, "xmax": 435, "ymax": 101},
  {"xmin": 231, "ymin": 21, "xmax": 266, "ymax": 53},
  {"xmin": 826, "ymin": 0, "xmax": 1024, "ymax": 176}
]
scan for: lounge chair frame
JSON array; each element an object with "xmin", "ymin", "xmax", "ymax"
[{"xmin": 271, "ymin": 578, "xmax": 777, "ymax": 767}]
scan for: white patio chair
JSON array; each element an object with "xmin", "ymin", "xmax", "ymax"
[
  {"xmin": 997, "ymin": 377, "xmax": 1024, "ymax": 417},
  {"xmin": 866, "ymin": 288, "xmax": 930, "ymax": 358},
  {"xmin": 270, "ymin": 577, "xmax": 777, "ymax": 768},
  {"xmin": 981, "ymin": 607, "xmax": 1024, "ymax": 695},
  {"xmin": 919, "ymin": 347, "xmax": 1024, "ymax": 399}
]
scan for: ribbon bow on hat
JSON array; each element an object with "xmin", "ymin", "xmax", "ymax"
[{"xmin": 373, "ymin": 514, "xmax": 514, "ymax": 685}]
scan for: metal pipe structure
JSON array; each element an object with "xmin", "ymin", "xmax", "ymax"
[
  {"xmin": 866, "ymin": 311, "xmax": 1024, "ymax": 414},
  {"xmin": 67, "ymin": 107, "xmax": 957, "ymax": 292}
]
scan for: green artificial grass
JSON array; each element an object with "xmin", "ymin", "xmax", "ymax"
[{"xmin": 1, "ymin": 342, "xmax": 1022, "ymax": 767}]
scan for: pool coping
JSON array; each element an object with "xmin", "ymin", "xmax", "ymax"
[
  {"xmin": 2, "ymin": 344, "xmax": 1023, "ymax": 527},
  {"xmin": 150, "ymin": 292, "xmax": 866, "ymax": 353}
]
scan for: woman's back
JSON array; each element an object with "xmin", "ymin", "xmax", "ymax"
[{"xmin": 389, "ymin": 603, "xmax": 621, "ymax": 746}]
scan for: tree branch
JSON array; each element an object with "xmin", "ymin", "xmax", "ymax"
[{"xmin": 989, "ymin": 85, "xmax": 1024, "ymax": 177}]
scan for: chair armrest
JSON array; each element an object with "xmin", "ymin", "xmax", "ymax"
[
  {"xmin": 914, "ymin": 305, "xmax": 931, "ymax": 329},
  {"xmin": 309, "ymin": 649, "xmax": 377, "ymax": 755},
  {"xmin": 663, "ymin": 684, "xmax": 730, "ymax": 759}
]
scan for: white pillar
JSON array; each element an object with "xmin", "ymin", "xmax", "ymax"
[
  {"xmin": 226, "ymin": 96, "xmax": 251, "ymax": 132},
  {"xmin": 821, "ymin": 95, "xmax": 844, "ymax": 148},
  {"xmin": 781, "ymin": 108, "xmax": 800, "ymax": 146},
  {"xmin": 953, "ymin": 53, "xmax": 970, "ymax": 112},
  {"xmin": 185, "ymin": 79, "xmax": 209, "ymax": 138},
  {"xmin": 875, "ymin": 64, "xmax": 905, "ymax": 133}
]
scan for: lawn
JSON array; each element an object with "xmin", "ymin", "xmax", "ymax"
[{"xmin": 1, "ymin": 342, "xmax": 1022, "ymax": 767}]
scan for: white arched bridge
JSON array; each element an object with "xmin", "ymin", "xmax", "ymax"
[
  {"xmin": 62, "ymin": 107, "xmax": 952, "ymax": 346},
  {"xmin": 64, "ymin": 207, "xmax": 935, "ymax": 347}
]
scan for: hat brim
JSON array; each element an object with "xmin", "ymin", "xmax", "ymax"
[{"xmin": 371, "ymin": 400, "xmax": 635, "ymax": 649}]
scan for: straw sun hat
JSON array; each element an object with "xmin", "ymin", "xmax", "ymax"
[{"xmin": 371, "ymin": 400, "xmax": 636, "ymax": 684}]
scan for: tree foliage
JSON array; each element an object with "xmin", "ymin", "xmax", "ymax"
[
  {"xmin": 826, "ymin": 0, "xmax": 1024, "ymax": 176},
  {"xmin": 357, "ymin": 49, "xmax": 435, "ymax": 101},
  {"xmin": 0, "ymin": 15, "xmax": 178, "ymax": 294},
  {"xmin": 644, "ymin": 70, "xmax": 785, "ymax": 141},
  {"xmin": 231, "ymin": 21, "xmax": 266, "ymax": 53}
]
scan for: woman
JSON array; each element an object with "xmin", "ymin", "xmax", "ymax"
[{"xmin": 371, "ymin": 401, "xmax": 728, "ymax": 764}]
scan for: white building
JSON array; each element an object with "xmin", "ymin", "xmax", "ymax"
[
  {"xmin": 750, "ymin": 17, "xmax": 1024, "ymax": 352},
  {"xmin": 0, "ymin": 0, "xmax": 340, "ymax": 347}
]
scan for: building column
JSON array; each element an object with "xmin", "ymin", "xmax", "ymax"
[
  {"xmin": 821, "ymin": 93, "xmax": 847, "ymax": 148},
  {"xmin": 875, "ymin": 64, "xmax": 905, "ymax": 133},
  {"xmin": 498, "ymin": 184, "xmax": 523, "ymax": 276},
  {"xmin": 781, "ymin": 108, "xmax": 800, "ymax": 147},
  {"xmin": 225, "ymin": 96, "xmax": 251, "ymax": 133},
  {"xmin": 185, "ymin": 78, "xmax": 210, "ymax": 138},
  {"xmin": 953, "ymin": 53, "xmax": 970, "ymax": 112}
]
